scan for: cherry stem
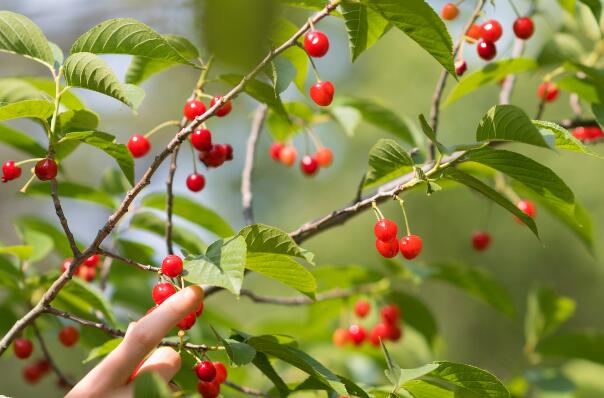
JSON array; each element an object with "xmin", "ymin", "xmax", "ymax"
[
  {"xmin": 189, "ymin": 141, "xmax": 198, "ymax": 174},
  {"xmin": 15, "ymin": 158, "xmax": 43, "ymax": 167},
  {"xmin": 308, "ymin": 18, "xmax": 315, "ymax": 31},
  {"xmin": 297, "ymin": 42, "xmax": 322, "ymax": 81},
  {"xmin": 144, "ymin": 120, "xmax": 181, "ymax": 139},
  {"xmin": 371, "ymin": 201, "xmax": 384, "ymax": 220},
  {"xmin": 306, "ymin": 127, "xmax": 322, "ymax": 150},
  {"xmin": 196, "ymin": 55, "xmax": 214, "ymax": 94},
  {"xmin": 19, "ymin": 172, "xmax": 36, "ymax": 194},
  {"xmin": 396, "ymin": 196, "xmax": 412, "ymax": 235},
  {"xmin": 506, "ymin": 0, "xmax": 521, "ymax": 18}
]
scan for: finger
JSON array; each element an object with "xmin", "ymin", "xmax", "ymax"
[
  {"xmin": 109, "ymin": 381, "xmax": 180, "ymax": 398},
  {"xmin": 133, "ymin": 347, "xmax": 182, "ymax": 382}
]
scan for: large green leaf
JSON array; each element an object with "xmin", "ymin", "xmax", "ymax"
[
  {"xmin": 364, "ymin": 139, "xmax": 413, "ymax": 188},
  {"xmin": 53, "ymin": 276, "xmax": 117, "ymax": 325},
  {"xmin": 533, "ymin": 120, "xmax": 601, "ymax": 157},
  {"xmin": 63, "ymin": 52, "xmax": 145, "ymax": 110},
  {"xmin": 270, "ymin": 57, "xmax": 296, "ymax": 95},
  {"xmin": 239, "ymin": 224, "xmax": 314, "ymax": 264},
  {"xmin": 20, "ymin": 77, "xmax": 84, "ymax": 109},
  {"xmin": 133, "ymin": 372, "xmax": 172, "ymax": 398},
  {"xmin": 0, "ymin": 124, "xmax": 47, "ymax": 157},
  {"xmin": 271, "ymin": 19, "xmax": 308, "ymax": 93},
  {"xmin": 183, "ymin": 236, "xmax": 247, "ymax": 295},
  {"xmin": 27, "ymin": 182, "xmax": 117, "ymax": 209},
  {"xmin": 141, "ymin": 193, "xmax": 234, "ymax": 238},
  {"xmin": 580, "ymin": 0, "xmax": 602, "ymax": 20},
  {"xmin": 57, "ymin": 109, "xmax": 100, "ymax": 134},
  {"xmin": 476, "ymin": 105, "xmax": 550, "ymax": 148},
  {"xmin": 525, "ymin": 286, "xmax": 576, "ymax": 351},
  {"xmin": 366, "ymin": 0, "xmax": 454, "ymax": 75},
  {"xmin": 130, "ymin": 212, "xmax": 206, "ymax": 255},
  {"xmin": 0, "ymin": 78, "xmax": 52, "ymax": 103},
  {"xmin": 253, "ymin": 352, "xmax": 290, "ymax": 397},
  {"xmin": 219, "ymin": 74, "xmax": 288, "ymax": 119},
  {"xmin": 537, "ymin": 332, "xmax": 604, "ymax": 365},
  {"xmin": 0, "ymin": 11, "xmax": 54, "ymax": 70},
  {"xmin": 15, "ymin": 216, "xmax": 75, "ymax": 258},
  {"xmin": 15, "ymin": 228, "xmax": 53, "ymax": 263},
  {"xmin": 537, "ymin": 33, "xmax": 585, "ymax": 66},
  {"xmin": 341, "ymin": 1, "xmax": 390, "ymax": 61},
  {"xmin": 57, "ymin": 131, "xmax": 134, "ymax": 185},
  {"xmin": 0, "ymin": 245, "xmax": 33, "ymax": 261},
  {"xmin": 0, "ymin": 99, "xmax": 54, "ymax": 122},
  {"xmin": 556, "ymin": 75, "xmax": 604, "ymax": 103},
  {"xmin": 210, "ymin": 326, "xmax": 256, "ymax": 367}
]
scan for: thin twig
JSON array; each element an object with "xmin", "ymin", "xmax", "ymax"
[
  {"xmin": 224, "ymin": 380, "xmax": 273, "ymax": 397},
  {"xmin": 499, "ymin": 39, "xmax": 525, "ymax": 105},
  {"xmin": 50, "ymin": 179, "xmax": 80, "ymax": 256},
  {"xmin": 32, "ymin": 322, "xmax": 74, "ymax": 388},
  {"xmin": 165, "ymin": 145, "xmax": 181, "ymax": 255},
  {"xmin": 242, "ymin": 105, "xmax": 268, "ymax": 225},
  {"xmin": 97, "ymin": 250, "xmax": 160, "ymax": 273}
]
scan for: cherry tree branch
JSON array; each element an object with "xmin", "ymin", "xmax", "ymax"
[
  {"xmin": 242, "ymin": 104, "xmax": 268, "ymax": 225},
  {"xmin": 165, "ymin": 146, "xmax": 181, "ymax": 255},
  {"xmin": 32, "ymin": 322, "xmax": 74, "ymax": 388},
  {"xmin": 50, "ymin": 179, "xmax": 80, "ymax": 256},
  {"xmin": 97, "ymin": 249, "xmax": 160, "ymax": 273}
]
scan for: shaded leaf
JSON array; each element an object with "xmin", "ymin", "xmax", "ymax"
[
  {"xmin": 364, "ymin": 138, "xmax": 413, "ymax": 188},
  {"xmin": 0, "ymin": 99, "xmax": 54, "ymax": 122},
  {"xmin": 341, "ymin": 1, "xmax": 390, "ymax": 61},
  {"xmin": 0, "ymin": 11, "xmax": 54, "ymax": 69},
  {"xmin": 130, "ymin": 212, "xmax": 206, "ymax": 255},
  {"xmin": 0, "ymin": 123, "xmax": 47, "ymax": 157},
  {"xmin": 537, "ymin": 332, "xmax": 604, "ymax": 365},
  {"xmin": 525, "ymin": 286, "xmax": 576, "ymax": 350},
  {"xmin": 476, "ymin": 105, "xmax": 550, "ymax": 148}
]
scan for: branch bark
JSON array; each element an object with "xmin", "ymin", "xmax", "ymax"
[
  {"xmin": 165, "ymin": 146, "xmax": 180, "ymax": 255},
  {"xmin": 97, "ymin": 250, "xmax": 160, "ymax": 273},
  {"xmin": 224, "ymin": 380, "xmax": 273, "ymax": 397},
  {"xmin": 50, "ymin": 179, "xmax": 80, "ymax": 256},
  {"xmin": 242, "ymin": 105, "xmax": 268, "ymax": 225}
]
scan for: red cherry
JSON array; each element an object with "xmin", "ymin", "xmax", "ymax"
[
  {"xmin": 369, "ymin": 323, "xmax": 390, "ymax": 347},
  {"xmin": 270, "ymin": 143, "xmax": 284, "ymax": 161},
  {"xmin": 441, "ymin": 3, "xmax": 459, "ymax": 20},
  {"xmin": 376, "ymin": 238, "xmax": 399, "ymax": 258},
  {"xmin": 513, "ymin": 17, "xmax": 534, "ymax": 39},
  {"xmin": 537, "ymin": 82, "xmax": 559, "ymax": 102},
  {"xmin": 354, "ymin": 300, "xmax": 370, "ymax": 318},
  {"xmin": 210, "ymin": 96, "xmax": 232, "ymax": 117},
  {"xmin": 480, "ymin": 20, "xmax": 503, "ymax": 42},
  {"xmin": 374, "ymin": 219, "xmax": 398, "ymax": 242},
  {"xmin": 84, "ymin": 254, "xmax": 100, "ymax": 268},
  {"xmin": 279, "ymin": 146, "xmax": 297, "ymax": 166},
  {"xmin": 77, "ymin": 265, "xmax": 96, "ymax": 282},
  {"xmin": 190, "ymin": 129, "xmax": 213, "ymax": 152},
  {"xmin": 35, "ymin": 359, "xmax": 50, "ymax": 374},
  {"xmin": 14, "ymin": 338, "xmax": 33, "ymax": 359},
  {"xmin": 304, "ymin": 30, "xmax": 330, "ymax": 57},
  {"xmin": 332, "ymin": 328, "xmax": 349, "ymax": 347},
  {"xmin": 472, "ymin": 231, "xmax": 491, "ymax": 251},
  {"xmin": 183, "ymin": 99, "xmax": 207, "ymax": 121},
  {"xmin": 348, "ymin": 324, "xmax": 366, "ymax": 346},
  {"xmin": 34, "ymin": 158, "xmax": 58, "ymax": 181},
  {"xmin": 466, "ymin": 23, "xmax": 481, "ymax": 41},
  {"xmin": 2, "ymin": 160, "xmax": 22, "ymax": 182},
  {"xmin": 476, "ymin": 40, "xmax": 497, "ymax": 60},
  {"xmin": 197, "ymin": 380, "xmax": 221, "ymax": 398},
  {"xmin": 199, "ymin": 145, "xmax": 227, "ymax": 168},
  {"xmin": 58, "ymin": 326, "xmax": 79, "ymax": 347},
  {"xmin": 195, "ymin": 302, "xmax": 204, "ymax": 317},
  {"xmin": 586, "ymin": 126, "xmax": 604, "ymax": 142},
  {"xmin": 23, "ymin": 363, "xmax": 43, "ymax": 384},
  {"xmin": 213, "ymin": 362, "xmax": 228, "ymax": 384},
  {"xmin": 162, "ymin": 255, "xmax": 183, "ymax": 277},
  {"xmin": 195, "ymin": 360, "xmax": 217, "ymax": 382},
  {"xmin": 186, "ymin": 173, "xmax": 206, "ymax": 192},
  {"xmin": 572, "ymin": 127, "xmax": 589, "ymax": 141},
  {"xmin": 399, "ymin": 234, "xmax": 423, "ymax": 260},
  {"xmin": 515, "ymin": 199, "xmax": 537, "ymax": 223},
  {"xmin": 387, "ymin": 324, "xmax": 403, "ymax": 342},
  {"xmin": 314, "ymin": 147, "xmax": 333, "ymax": 167},
  {"xmin": 127, "ymin": 134, "xmax": 151, "ymax": 158},
  {"xmin": 455, "ymin": 59, "xmax": 467, "ymax": 76},
  {"xmin": 177, "ymin": 311, "xmax": 197, "ymax": 330},
  {"xmin": 380, "ymin": 304, "xmax": 400, "ymax": 325},
  {"xmin": 310, "ymin": 81, "xmax": 335, "ymax": 106},
  {"xmin": 152, "ymin": 282, "xmax": 177, "ymax": 305},
  {"xmin": 61, "ymin": 258, "xmax": 74, "ymax": 273},
  {"xmin": 224, "ymin": 144, "xmax": 233, "ymax": 161},
  {"xmin": 300, "ymin": 155, "xmax": 319, "ymax": 176}
]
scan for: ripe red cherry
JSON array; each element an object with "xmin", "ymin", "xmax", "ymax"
[
  {"xmin": 77, "ymin": 265, "xmax": 96, "ymax": 282},
  {"xmin": 476, "ymin": 40, "xmax": 497, "ymax": 60},
  {"xmin": 466, "ymin": 23, "xmax": 481, "ymax": 42},
  {"xmin": 186, "ymin": 173, "xmax": 206, "ymax": 192},
  {"xmin": 376, "ymin": 238, "xmax": 399, "ymax": 258},
  {"xmin": 224, "ymin": 144, "xmax": 233, "ymax": 160},
  {"xmin": 348, "ymin": 324, "xmax": 366, "ymax": 346},
  {"xmin": 61, "ymin": 258, "xmax": 74, "ymax": 273},
  {"xmin": 304, "ymin": 30, "xmax": 330, "ymax": 57},
  {"xmin": 152, "ymin": 282, "xmax": 177, "ymax": 305},
  {"xmin": 195, "ymin": 302, "xmax": 204, "ymax": 317},
  {"xmin": 480, "ymin": 20, "xmax": 503, "ymax": 42},
  {"xmin": 354, "ymin": 299, "xmax": 370, "ymax": 318},
  {"xmin": 210, "ymin": 96, "xmax": 232, "ymax": 117},
  {"xmin": 183, "ymin": 99, "xmax": 206, "ymax": 121},
  {"xmin": 197, "ymin": 380, "xmax": 221, "ymax": 398},
  {"xmin": 575, "ymin": 126, "xmax": 604, "ymax": 142},
  {"xmin": 84, "ymin": 255, "xmax": 100, "ymax": 268},
  {"xmin": 199, "ymin": 145, "xmax": 227, "ymax": 168},
  {"xmin": 127, "ymin": 134, "xmax": 151, "ymax": 158},
  {"xmin": 572, "ymin": 127, "xmax": 589, "ymax": 141},
  {"xmin": 270, "ymin": 143, "xmax": 284, "ymax": 161},
  {"xmin": 369, "ymin": 323, "xmax": 390, "ymax": 347},
  {"xmin": 300, "ymin": 155, "xmax": 319, "ymax": 176},
  {"xmin": 213, "ymin": 362, "xmax": 228, "ymax": 384},
  {"xmin": 34, "ymin": 158, "xmax": 58, "ymax": 181},
  {"xmin": 472, "ymin": 231, "xmax": 491, "ymax": 251},
  {"xmin": 190, "ymin": 129, "xmax": 213, "ymax": 152},
  {"xmin": 162, "ymin": 255, "xmax": 183, "ymax": 277},
  {"xmin": 195, "ymin": 360, "xmax": 217, "ymax": 382},
  {"xmin": 58, "ymin": 326, "xmax": 79, "ymax": 347},
  {"xmin": 310, "ymin": 81, "xmax": 335, "ymax": 106},
  {"xmin": 14, "ymin": 338, "xmax": 33, "ymax": 359},
  {"xmin": 387, "ymin": 324, "xmax": 403, "ymax": 341},
  {"xmin": 177, "ymin": 311, "xmax": 197, "ymax": 330},
  {"xmin": 315, "ymin": 147, "xmax": 333, "ymax": 167},
  {"xmin": 513, "ymin": 17, "xmax": 534, "ymax": 39},
  {"xmin": 441, "ymin": 3, "xmax": 459, "ymax": 20},
  {"xmin": 279, "ymin": 146, "xmax": 297, "ymax": 166},
  {"xmin": 380, "ymin": 304, "xmax": 400, "ymax": 325},
  {"xmin": 399, "ymin": 234, "xmax": 423, "ymax": 259},
  {"xmin": 455, "ymin": 59, "xmax": 467, "ymax": 76},
  {"xmin": 374, "ymin": 219, "xmax": 398, "ymax": 242},
  {"xmin": 23, "ymin": 363, "xmax": 43, "ymax": 384},
  {"xmin": 332, "ymin": 328, "xmax": 349, "ymax": 347},
  {"xmin": 2, "ymin": 160, "xmax": 22, "ymax": 182},
  {"xmin": 537, "ymin": 82, "xmax": 559, "ymax": 102},
  {"xmin": 35, "ymin": 359, "xmax": 50, "ymax": 374},
  {"xmin": 516, "ymin": 199, "xmax": 537, "ymax": 223}
]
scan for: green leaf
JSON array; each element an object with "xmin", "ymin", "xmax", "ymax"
[
  {"xmin": 20, "ymin": 77, "xmax": 84, "ymax": 110},
  {"xmin": 183, "ymin": 236, "xmax": 247, "ymax": 295},
  {"xmin": 0, "ymin": 245, "xmax": 33, "ymax": 261},
  {"xmin": 219, "ymin": 74, "xmax": 288, "ymax": 119},
  {"xmin": 133, "ymin": 371, "xmax": 172, "ymax": 398},
  {"xmin": 270, "ymin": 57, "xmax": 296, "ymax": 95},
  {"xmin": 253, "ymin": 352, "xmax": 290, "ymax": 397},
  {"xmin": 0, "ymin": 124, "xmax": 47, "ymax": 157},
  {"xmin": 537, "ymin": 33, "xmax": 585, "ymax": 66},
  {"xmin": 141, "ymin": 193, "xmax": 234, "ymax": 238},
  {"xmin": 0, "ymin": 11, "xmax": 54, "ymax": 70},
  {"xmin": 271, "ymin": 19, "xmax": 309, "ymax": 93},
  {"xmin": 16, "ymin": 229, "xmax": 53, "ymax": 263},
  {"xmin": 130, "ymin": 212, "xmax": 206, "ymax": 255},
  {"xmin": 364, "ymin": 139, "xmax": 413, "ymax": 188},
  {"xmin": 27, "ymin": 182, "xmax": 116, "ymax": 209},
  {"xmin": 239, "ymin": 224, "xmax": 314, "ymax": 264},
  {"xmin": 476, "ymin": 105, "xmax": 550, "ymax": 148},
  {"xmin": 446, "ymin": 58, "xmax": 538, "ymax": 105},
  {"xmin": 63, "ymin": 52, "xmax": 145, "ymax": 110},
  {"xmin": 556, "ymin": 75, "xmax": 604, "ymax": 103},
  {"xmin": 329, "ymin": 105, "xmax": 363, "ymax": 137},
  {"xmin": 525, "ymin": 286, "xmax": 576, "ymax": 350},
  {"xmin": 399, "ymin": 363, "xmax": 440, "ymax": 385},
  {"xmin": 266, "ymin": 102, "xmax": 314, "ymax": 141},
  {"xmin": 53, "ymin": 277, "xmax": 116, "ymax": 325},
  {"xmin": 388, "ymin": 290, "xmax": 438, "ymax": 347},
  {"xmin": 580, "ymin": 0, "xmax": 602, "ymax": 20},
  {"xmin": 537, "ymin": 332, "xmax": 604, "ymax": 365},
  {"xmin": 83, "ymin": 338, "xmax": 122, "ymax": 364},
  {"xmin": 101, "ymin": 168, "xmax": 130, "ymax": 195},
  {"xmin": 210, "ymin": 326, "xmax": 256, "ymax": 366},
  {"xmin": 558, "ymin": 0, "xmax": 577, "ymax": 13},
  {"xmin": 533, "ymin": 120, "xmax": 601, "ymax": 157},
  {"xmin": 57, "ymin": 109, "xmax": 100, "ymax": 134},
  {"xmin": 0, "ymin": 78, "xmax": 51, "ymax": 103},
  {"xmin": 15, "ymin": 217, "xmax": 75, "ymax": 258},
  {"xmin": 0, "ymin": 257, "xmax": 20, "ymax": 292},
  {"xmin": 341, "ymin": 1, "xmax": 390, "ymax": 62},
  {"xmin": 366, "ymin": 0, "xmax": 454, "ymax": 76},
  {"xmin": 0, "ymin": 99, "xmax": 54, "ymax": 122},
  {"xmin": 380, "ymin": 340, "xmax": 403, "ymax": 386},
  {"xmin": 418, "ymin": 113, "xmax": 449, "ymax": 154},
  {"xmin": 57, "ymin": 131, "xmax": 134, "ymax": 185},
  {"xmin": 442, "ymin": 168, "xmax": 539, "ymax": 237}
]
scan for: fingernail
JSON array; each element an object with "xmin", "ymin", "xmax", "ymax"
[{"xmin": 184, "ymin": 285, "xmax": 203, "ymax": 302}]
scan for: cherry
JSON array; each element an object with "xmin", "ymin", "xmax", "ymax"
[
  {"xmin": 270, "ymin": 143, "xmax": 284, "ymax": 161},
  {"xmin": 537, "ymin": 82, "xmax": 559, "ymax": 102},
  {"xmin": 84, "ymin": 255, "xmax": 100, "ymax": 268},
  {"xmin": 127, "ymin": 134, "xmax": 151, "ymax": 158},
  {"xmin": 279, "ymin": 146, "xmax": 297, "ymax": 167},
  {"xmin": 2, "ymin": 160, "xmax": 22, "ymax": 182},
  {"xmin": 304, "ymin": 30, "xmax": 330, "ymax": 57},
  {"xmin": 573, "ymin": 126, "xmax": 604, "ymax": 142},
  {"xmin": 35, "ymin": 359, "xmax": 50, "ymax": 374},
  {"xmin": 348, "ymin": 324, "xmax": 366, "ymax": 346},
  {"xmin": 23, "ymin": 363, "xmax": 43, "ymax": 384},
  {"xmin": 472, "ymin": 231, "xmax": 491, "ymax": 251},
  {"xmin": 369, "ymin": 323, "xmax": 389, "ymax": 347},
  {"xmin": 195, "ymin": 360, "xmax": 217, "ymax": 382},
  {"xmin": 480, "ymin": 20, "xmax": 503, "ymax": 42},
  {"xmin": 332, "ymin": 328, "xmax": 349, "ymax": 347},
  {"xmin": 61, "ymin": 258, "xmax": 74, "ymax": 273},
  {"xmin": 190, "ymin": 129, "xmax": 213, "ymax": 152},
  {"xmin": 77, "ymin": 265, "xmax": 96, "ymax": 282},
  {"xmin": 310, "ymin": 81, "xmax": 335, "ymax": 106},
  {"xmin": 186, "ymin": 173, "xmax": 206, "ymax": 192},
  {"xmin": 199, "ymin": 145, "xmax": 227, "ymax": 168},
  {"xmin": 161, "ymin": 255, "xmax": 183, "ymax": 277},
  {"xmin": 315, "ymin": 147, "xmax": 333, "ymax": 167},
  {"xmin": 399, "ymin": 234, "xmax": 422, "ymax": 259},
  {"xmin": 513, "ymin": 17, "xmax": 534, "ymax": 39},
  {"xmin": 213, "ymin": 362, "xmax": 228, "ymax": 384},
  {"xmin": 387, "ymin": 324, "xmax": 403, "ymax": 342},
  {"xmin": 515, "ymin": 199, "xmax": 536, "ymax": 223},
  {"xmin": 455, "ymin": 59, "xmax": 467, "ymax": 76},
  {"xmin": 197, "ymin": 380, "xmax": 221, "ymax": 398},
  {"xmin": 195, "ymin": 302, "xmax": 204, "ymax": 317},
  {"xmin": 183, "ymin": 99, "xmax": 206, "ymax": 121},
  {"xmin": 375, "ymin": 238, "xmax": 399, "ymax": 258},
  {"xmin": 466, "ymin": 23, "xmax": 481, "ymax": 42},
  {"xmin": 14, "ymin": 338, "xmax": 33, "ymax": 359},
  {"xmin": 374, "ymin": 219, "xmax": 398, "ymax": 242},
  {"xmin": 441, "ymin": 3, "xmax": 459, "ymax": 20},
  {"xmin": 152, "ymin": 282, "xmax": 177, "ymax": 305},
  {"xmin": 224, "ymin": 144, "xmax": 233, "ymax": 160},
  {"xmin": 58, "ymin": 326, "xmax": 79, "ymax": 347},
  {"xmin": 476, "ymin": 40, "xmax": 497, "ymax": 60},
  {"xmin": 354, "ymin": 299, "xmax": 370, "ymax": 318},
  {"xmin": 177, "ymin": 311, "xmax": 197, "ymax": 330},
  {"xmin": 300, "ymin": 155, "xmax": 319, "ymax": 176},
  {"xmin": 210, "ymin": 96, "xmax": 232, "ymax": 117},
  {"xmin": 34, "ymin": 158, "xmax": 58, "ymax": 181},
  {"xmin": 380, "ymin": 304, "xmax": 400, "ymax": 325}
]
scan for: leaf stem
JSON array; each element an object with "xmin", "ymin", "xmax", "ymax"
[{"xmin": 396, "ymin": 197, "xmax": 412, "ymax": 235}]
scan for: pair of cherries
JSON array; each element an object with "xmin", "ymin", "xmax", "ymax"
[
  {"xmin": 61, "ymin": 254, "xmax": 102, "ymax": 282},
  {"xmin": 572, "ymin": 126, "xmax": 604, "ymax": 143},
  {"xmin": 195, "ymin": 361, "xmax": 228, "ymax": 398},
  {"xmin": 304, "ymin": 30, "xmax": 336, "ymax": 107},
  {"xmin": 374, "ymin": 219, "xmax": 423, "ymax": 260},
  {"xmin": 270, "ymin": 143, "xmax": 334, "ymax": 176},
  {"xmin": 2, "ymin": 158, "xmax": 58, "ymax": 183}
]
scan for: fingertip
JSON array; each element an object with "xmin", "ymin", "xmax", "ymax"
[{"xmin": 184, "ymin": 285, "xmax": 204, "ymax": 305}]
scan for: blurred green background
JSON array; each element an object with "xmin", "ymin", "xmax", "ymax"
[{"xmin": 1, "ymin": 0, "xmax": 603, "ymax": 397}]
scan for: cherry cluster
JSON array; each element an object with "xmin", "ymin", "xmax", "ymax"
[
  {"xmin": 373, "ymin": 207, "xmax": 423, "ymax": 260},
  {"xmin": 332, "ymin": 301, "xmax": 403, "ymax": 348},
  {"xmin": 269, "ymin": 142, "xmax": 333, "ymax": 177},
  {"xmin": 572, "ymin": 126, "xmax": 604, "ymax": 143},
  {"xmin": 2, "ymin": 158, "xmax": 58, "ymax": 184},
  {"xmin": 61, "ymin": 254, "xmax": 102, "ymax": 282},
  {"xmin": 304, "ymin": 30, "xmax": 335, "ymax": 107},
  {"xmin": 195, "ymin": 360, "xmax": 228, "ymax": 398}
]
